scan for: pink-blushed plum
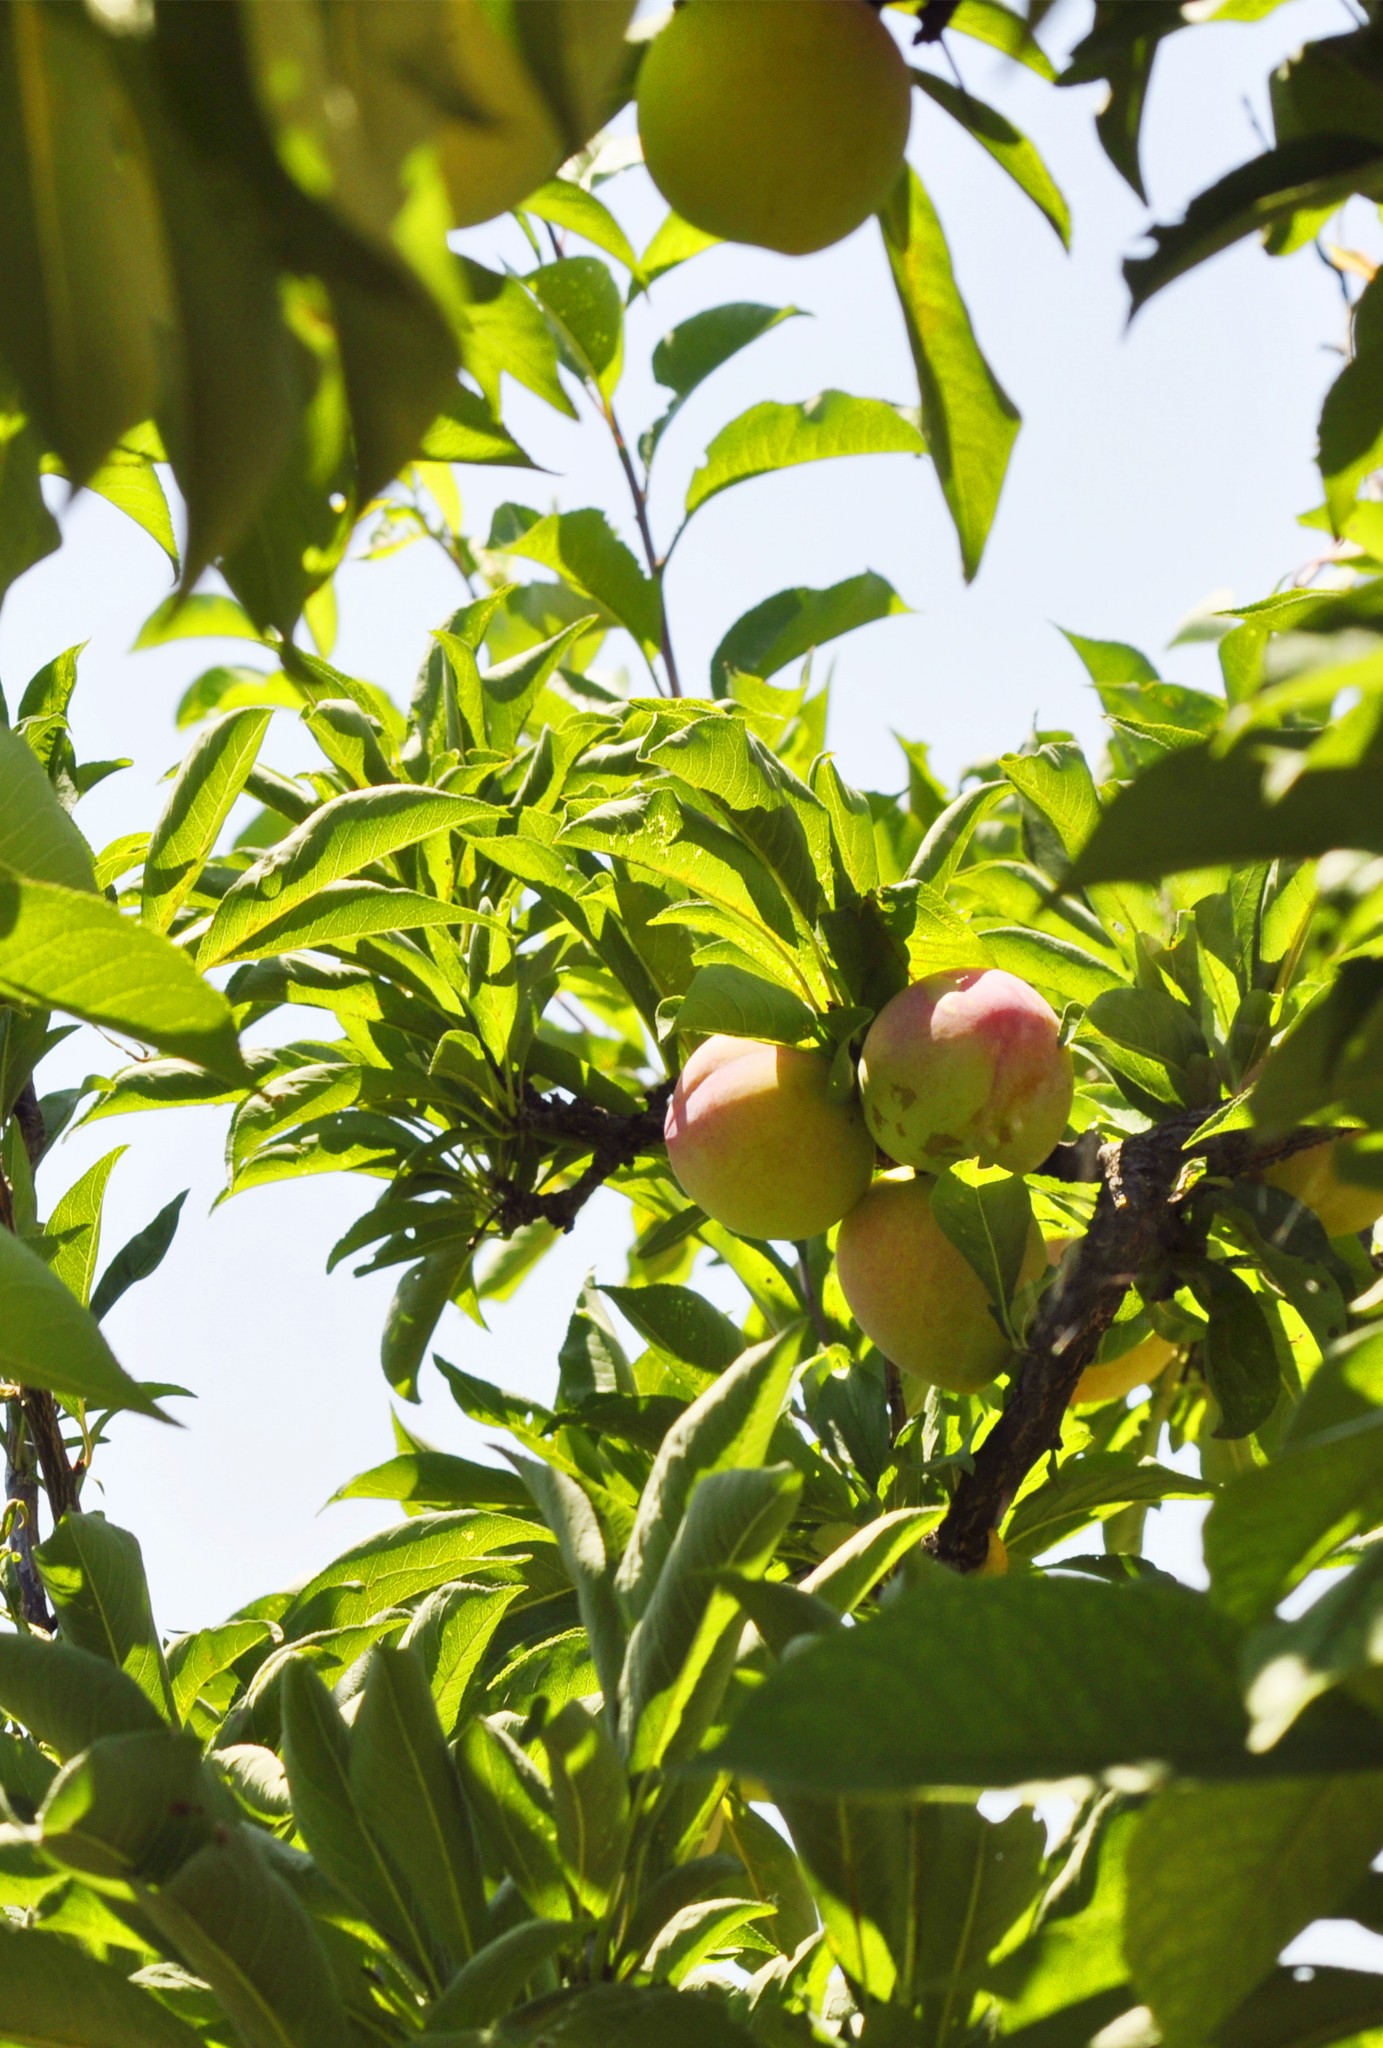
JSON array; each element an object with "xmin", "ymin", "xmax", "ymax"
[
  {"xmin": 859, "ymin": 969, "xmax": 1074, "ymax": 1176},
  {"xmin": 835, "ymin": 1171, "xmax": 1045, "ymax": 1394},
  {"xmin": 663, "ymin": 1035, "xmax": 875, "ymax": 1242},
  {"xmin": 1265, "ymin": 1138, "xmax": 1383, "ymax": 1240}
]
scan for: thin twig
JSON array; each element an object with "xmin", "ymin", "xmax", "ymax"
[
  {"xmin": 490, "ymin": 1081, "xmax": 674, "ymax": 1235},
  {"xmin": 602, "ymin": 399, "xmax": 683, "ymax": 698}
]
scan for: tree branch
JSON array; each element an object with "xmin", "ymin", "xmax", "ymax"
[
  {"xmin": 2, "ymin": 1083, "xmax": 63, "ymax": 1627},
  {"xmin": 928, "ymin": 1115, "xmax": 1347, "ymax": 1572},
  {"xmin": 491, "ymin": 1081, "xmax": 674, "ymax": 1235}
]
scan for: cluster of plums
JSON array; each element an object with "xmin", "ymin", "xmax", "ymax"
[{"xmin": 665, "ymin": 966, "xmax": 1383, "ymax": 1404}]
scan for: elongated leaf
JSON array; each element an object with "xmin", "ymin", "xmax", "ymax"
[
  {"xmin": 420, "ymin": 384, "xmax": 539, "ymax": 470},
  {"xmin": 0, "ymin": 724, "xmax": 95, "ymax": 891},
  {"xmin": 134, "ymin": 592, "xmax": 262, "ymax": 649},
  {"xmin": 1205, "ymin": 1411, "xmax": 1383, "ymax": 1623},
  {"xmin": 37, "ymin": 1727, "xmax": 222, "ymax": 1887},
  {"xmin": 509, "ymin": 1458, "xmax": 625, "ymax": 1724},
  {"xmin": 426, "ymin": 1920, "xmax": 585, "ymax": 2032},
  {"xmin": 142, "ymin": 710, "xmax": 271, "ymax": 931},
  {"xmin": 90, "ymin": 1189, "xmax": 188, "ymax": 1323},
  {"xmin": 615, "ymin": 1331, "xmax": 799, "ymax": 1621},
  {"xmin": 215, "ymin": 880, "xmax": 496, "ymax": 964},
  {"xmin": 930, "ymin": 1162, "xmax": 1033, "ymax": 1321},
  {"xmin": 282, "ymin": 1510, "xmax": 544, "ymax": 1637},
  {"xmin": 0, "ymin": 1631, "xmax": 162, "ymax": 1758},
  {"xmin": 333, "ymin": 1453, "xmax": 530, "ymax": 1513},
  {"xmin": 715, "ymin": 1575, "xmax": 1253, "ymax": 1791},
  {"xmin": 643, "ymin": 302, "xmax": 803, "ymax": 464},
  {"xmin": 0, "ymin": 1925, "xmax": 204, "ymax": 2048},
  {"xmin": 1245, "ymin": 1543, "xmax": 1383, "ymax": 1752},
  {"xmin": 453, "ymin": 1716, "xmax": 568, "ymax": 1919},
  {"xmin": 140, "ymin": 1827, "xmax": 352, "ymax": 2048},
  {"xmin": 199, "ymin": 785, "xmax": 495, "ymax": 968},
  {"xmin": 1125, "ymin": 1775, "xmax": 1383, "ymax": 2046},
  {"xmin": 1321, "ymin": 270, "xmax": 1383, "ymax": 529},
  {"xmin": 600, "ymin": 1283, "xmax": 743, "ymax": 1374},
  {"xmin": 912, "ymin": 69, "xmax": 1069, "ymax": 245},
  {"xmin": 0, "ymin": 865, "xmax": 247, "ymax": 1078},
  {"xmin": 542, "ymin": 1700, "xmax": 630, "ymax": 1914},
  {"xmin": 400, "ymin": 1582, "xmax": 524, "ymax": 1736},
  {"xmin": 880, "ymin": 164, "xmax": 1019, "ymax": 580},
  {"xmin": 685, "ymin": 392, "xmax": 925, "ymax": 520},
  {"xmin": 44, "ymin": 1144, "xmax": 123, "ymax": 1306},
  {"xmin": 424, "ymin": 1983, "xmax": 757, "ymax": 2047},
  {"xmin": 523, "ymin": 180, "xmax": 642, "ymax": 280},
  {"xmin": 166, "ymin": 1619, "xmax": 272, "ymax": 1724},
  {"xmin": 489, "ymin": 506, "xmax": 659, "ymax": 660},
  {"xmin": 710, "ymin": 572, "xmax": 907, "ymax": 698},
  {"xmin": 35, "ymin": 1513, "xmax": 173, "ymax": 1719},
  {"xmin": 1004, "ymin": 1455, "xmax": 1213, "ymax": 1564},
  {"xmin": 528, "ymin": 256, "xmax": 623, "ymax": 398},
  {"xmin": 0, "ymin": 1223, "xmax": 167, "ymax": 1416}
]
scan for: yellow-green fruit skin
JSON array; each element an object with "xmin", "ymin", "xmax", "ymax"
[
  {"xmin": 1073, "ymin": 1331, "xmax": 1176, "ymax": 1408},
  {"xmin": 835, "ymin": 1171, "xmax": 1045, "ymax": 1394},
  {"xmin": 664, "ymin": 1034, "xmax": 875, "ymax": 1242},
  {"xmin": 977, "ymin": 1531, "xmax": 1009, "ymax": 1576},
  {"xmin": 1265, "ymin": 1139, "xmax": 1383, "ymax": 1239},
  {"xmin": 637, "ymin": 0, "xmax": 912, "ymax": 255}
]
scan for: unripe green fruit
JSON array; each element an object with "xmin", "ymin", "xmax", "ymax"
[
  {"xmin": 835, "ymin": 1170, "xmax": 1045, "ymax": 1394},
  {"xmin": 1044, "ymin": 1236, "xmax": 1176, "ymax": 1406},
  {"xmin": 637, "ymin": 0, "xmax": 912, "ymax": 256},
  {"xmin": 1265, "ymin": 1139, "xmax": 1383, "ymax": 1240},
  {"xmin": 664, "ymin": 1034, "xmax": 875, "ymax": 1242},
  {"xmin": 860, "ymin": 969, "xmax": 1074, "ymax": 1177}
]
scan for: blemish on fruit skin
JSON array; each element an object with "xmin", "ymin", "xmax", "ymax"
[{"xmin": 891, "ymin": 1082, "xmax": 917, "ymax": 1109}]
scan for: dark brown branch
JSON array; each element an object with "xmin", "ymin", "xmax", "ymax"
[
  {"xmin": 3, "ymin": 1084, "xmax": 61, "ymax": 1626},
  {"xmin": 928, "ymin": 1115, "xmax": 1348, "ymax": 1572},
  {"xmin": 491, "ymin": 1082, "xmax": 674, "ymax": 1236}
]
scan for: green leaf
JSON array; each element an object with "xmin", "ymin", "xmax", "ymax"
[
  {"xmin": 279, "ymin": 1660, "xmax": 440, "ymax": 1986},
  {"xmin": 425, "ymin": 1919, "xmax": 585, "ymax": 2033},
  {"xmin": 523, "ymin": 179, "xmax": 643, "ymax": 281},
  {"xmin": 599, "ymin": 1283, "xmax": 743, "ymax": 1374},
  {"xmin": 673, "ymin": 963, "xmax": 816, "ymax": 1046},
  {"xmin": 685, "ymin": 391, "xmax": 925, "ymax": 521},
  {"xmin": 643, "ymin": 302, "xmax": 803, "ymax": 464},
  {"xmin": 1061, "ymin": 627, "xmax": 1160, "ymax": 686},
  {"xmin": 351, "ymin": 1645, "xmax": 489, "ymax": 1967},
  {"xmin": 0, "ymin": 866, "xmax": 247, "ymax": 1079},
  {"xmin": 1194, "ymin": 1263, "xmax": 1283, "ymax": 1441},
  {"xmin": 709, "ymin": 572, "xmax": 908, "ymax": 698},
  {"xmin": 282, "ymin": 1510, "xmax": 546, "ymax": 1636},
  {"xmin": 1004, "ymin": 1454, "xmax": 1214, "ymax": 1564},
  {"xmin": 133, "ymin": 591, "xmax": 262, "ymax": 650},
  {"xmin": 216, "ymin": 880, "xmax": 497, "ymax": 965},
  {"xmin": 1126, "ymin": 135, "xmax": 1383, "ymax": 314},
  {"xmin": 89, "ymin": 1190, "xmax": 188, "ymax": 1323},
  {"xmin": 620, "ymin": 1463, "xmax": 803, "ymax": 1770},
  {"xmin": 37, "ymin": 1726, "xmax": 222, "ymax": 1887},
  {"xmin": 541, "ymin": 1699, "xmax": 630, "ymax": 1913},
  {"xmin": 528, "ymin": 256, "xmax": 623, "ymax": 398},
  {"xmin": 0, "ymin": 724, "xmax": 96, "ymax": 891},
  {"xmin": 1125, "ymin": 1775, "xmax": 1383, "ymax": 2046},
  {"xmin": 332, "ymin": 1453, "xmax": 530, "ymax": 1514},
  {"xmin": 1204, "ymin": 1410, "xmax": 1383, "ymax": 1624},
  {"xmin": 615, "ymin": 1332, "xmax": 799, "ymax": 1623},
  {"xmin": 714, "ymin": 1575, "xmax": 1252, "ymax": 1792},
  {"xmin": 0, "ymin": 4, "xmax": 166, "ymax": 481},
  {"xmin": 0, "ymin": 1924, "xmax": 204, "ymax": 2048},
  {"xmin": 198, "ymin": 785, "xmax": 495, "ymax": 969},
  {"xmin": 949, "ymin": 0, "xmax": 1057, "ymax": 78},
  {"xmin": 508, "ymin": 1459, "xmax": 625, "ymax": 1724},
  {"xmin": 488, "ymin": 507, "xmax": 658, "ymax": 659},
  {"xmin": 930, "ymin": 1162, "xmax": 1034, "ymax": 1325},
  {"xmin": 1245, "ymin": 1544, "xmax": 1383, "ymax": 1751},
  {"xmin": 453, "ymin": 1716, "xmax": 568, "ymax": 1919},
  {"xmin": 401, "ymin": 1582, "xmax": 524, "ymax": 1737},
  {"xmin": 35, "ymin": 1513, "xmax": 173, "ymax": 1719},
  {"xmin": 420, "ymin": 384, "xmax": 540, "ymax": 470},
  {"xmin": 0, "ymin": 1223, "xmax": 168, "ymax": 1417},
  {"xmin": 166, "ymin": 1619, "xmax": 272, "ymax": 1725},
  {"xmin": 1320, "ymin": 269, "xmax": 1383, "ymax": 530},
  {"xmin": 880, "ymin": 164, "xmax": 1019, "ymax": 580},
  {"xmin": 80, "ymin": 437, "xmax": 179, "ymax": 570},
  {"xmin": 0, "ymin": 1630, "xmax": 162, "ymax": 1759},
  {"xmin": 139, "ymin": 1826, "xmax": 352, "ymax": 2048},
  {"xmin": 912, "ymin": 70, "xmax": 1069, "ymax": 246},
  {"xmin": 426, "ymin": 1983, "xmax": 757, "ymax": 2047},
  {"xmin": 44, "ymin": 1144, "xmax": 123, "ymax": 1306},
  {"xmin": 141, "ymin": 710, "xmax": 271, "ymax": 931},
  {"xmin": 0, "ymin": 404, "xmax": 60, "ymax": 611},
  {"xmin": 458, "ymin": 258, "xmax": 577, "ymax": 421},
  {"xmin": 982, "ymin": 927, "xmax": 1124, "ymax": 1008}
]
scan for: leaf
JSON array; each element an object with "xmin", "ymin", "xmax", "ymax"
[
  {"xmin": 139, "ymin": 1826, "xmax": 352, "ymax": 2048},
  {"xmin": 0, "ymin": 4, "xmax": 166, "ymax": 481},
  {"xmin": 0, "ymin": 1223, "xmax": 168, "ymax": 1417},
  {"xmin": 714, "ymin": 1575, "xmax": 1253, "ymax": 1792},
  {"xmin": 949, "ymin": 0, "xmax": 1057, "ymax": 78},
  {"xmin": 642, "ymin": 1897, "xmax": 772, "ymax": 1985},
  {"xmin": 599, "ymin": 1283, "xmax": 744, "ymax": 1374},
  {"xmin": 640, "ymin": 210, "xmax": 723, "ymax": 287},
  {"xmin": 37, "ymin": 1726, "xmax": 222, "ymax": 1887},
  {"xmin": 89, "ymin": 1190, "xmax": 188, "ymax": 1323},
  {"xmin": 1194, "ymin": 1263, "xmax": 1283, "ymax": 1440},
  {"xmin": 643, "ymin": 302, "xmax": 803, "ymax": 464},
  {"xmin": 0, "ymin": 1631, "xmax": 162, "ymax": 1759},
  {"xmin": 0, "ymin": 1924, "xmax": 204, "ymax": 2048},
  {"xmin": 350, "ymin": 1645, "xmax": 489, "ymax": 1967},
  {"xmin": 541, "ymin": 1700, "xmax": 630, "ymax": 1913},
  {"xmin": 80, "ymin": 438, "xmax": 179, "ymax": 570},
  {"xmin": 685, "ymin": 391, "xmax": 925, "ymax": 520},
  {"xmin": 217, "ymin": 880, "xmax": 496, "ymax": 965},
  {"xmin": 430, "ymin": 1983, "xmax": 758, "ymax": 2047},
  {"xmin": 420, "ymin": 384, "xmax": 540, "ymax": 469},
  {"xmin": 619, "ymin": 1464, "xmax": 802, "ymax": 1770},
  {"xmin": 332, "ymin": 1453, "xmax": 530, "ymax": 1513},
  {"xmin": 1320, "ymin": 269, "xmax": 1383, "ymax": 530},
  {"xmin": 489, "ymin": 506, "xmax": 659, "ymax": 659},
  {"xmin": 709, "ymin": 572, "xmax": 908, "ymax": 699},
  {"xmin": 0, "ymin": 724, "xmax": 95, "ymax": 891},
  {"xmin": 930, "ymin": 1162, "xmax": 1034, "ymax": 1323},
  {"xmin": 527, "ymin": 255, "xmax": 623, "ymax": 398},
  {"xmin": 401, "ymin": 1582, "xmax": 524, "ymax": 1736},
  {"xmin": 983, "ymin": 927, "xmax": 1124, "ymax": 1008},
  {"xmin": 198, "ymin": 785, "xmax": 495, "ymax": 968},
  {"xmin": 44, "ymin": 1144, "xmax": 123, "ymax": 1306},
  {"xmin": 133, "ymin": 592, "xmax": 262, "ymax": 649},
  {"xmin": 1245, "ymin": 1543, "xmax": 1383, "ymax": 1752},
  {"xmin": 673, "ymin": 963, "xmax": 816, "ymax": 1046},
  {"xmin": 880, "ymin": 164, "xmax": 1019, "ymax": 580},
  {"xmin": 141, "ymin": 710, "xmax": 271, "ymax": 931},
  {"xmin": 166, "ymin": 1619, "xmax": 272, "ymax": 1724},
  {"xmin": 523, "ymin": 179, "xmax": 643, "ymax": 280},
  {"xmin": 0, "ymin": 865, "xmax": 247, "ymax": 1079},
  {"xmin": 1003, "ymin": 1454, "xmax": 1213, "ymax": 1563},
  {"xmin": 1126, "ymin": 135, "xmax": 1383, "ymax": 314},
  {"xmin": 279, "ymin": 1660, "xmax": 439, "ymax": 1986},
  {"xmin": 453, "ymin": 1717, "xmax": 568, "ymax": 1919},
  {"xmin": 35, "ymin": 1513, "xmax": 172, "ymax": 1719},
  {"xmin": 508, "ymin": 1458, "xmax": 625, "ymax": 1723},
  {"xmin": 425, "ymin": 1918, "xmax": 584, "ymax": 2032},
  {"xmin": 1124, "ymin": 1775, "xmax": 1383, "ymax": 2046},
  {"xmin": 615, "ymin": 1332, "xmax": 799, "ymax": 1623},
  {"xmin": 1204, "ymin": 1411, "xmax": 1383, "ymax": 1624},
  {"xmin": 0, "ymin": 404, "xmax": 60, "ymax": 611},
  {"xmin": 282, "ymin": 1510, "xmax": 545, "ymax": 1636},
  {"xmin": 458, "ymin": 258, "xmax": 576, "ymax": 421},
  {"xmin": 912, "ymin": 70, "xmax": 1069, "ymax": 246}
]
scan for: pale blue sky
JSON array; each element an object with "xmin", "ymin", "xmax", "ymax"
[{"xmin": 0, "ymin": 0, "xmax": 1362, "ymax": 1647}]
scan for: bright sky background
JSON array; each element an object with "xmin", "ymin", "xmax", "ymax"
[{"xmin": 0, "ymin": 0, "xmax": 1364, "ymax": 1686}]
